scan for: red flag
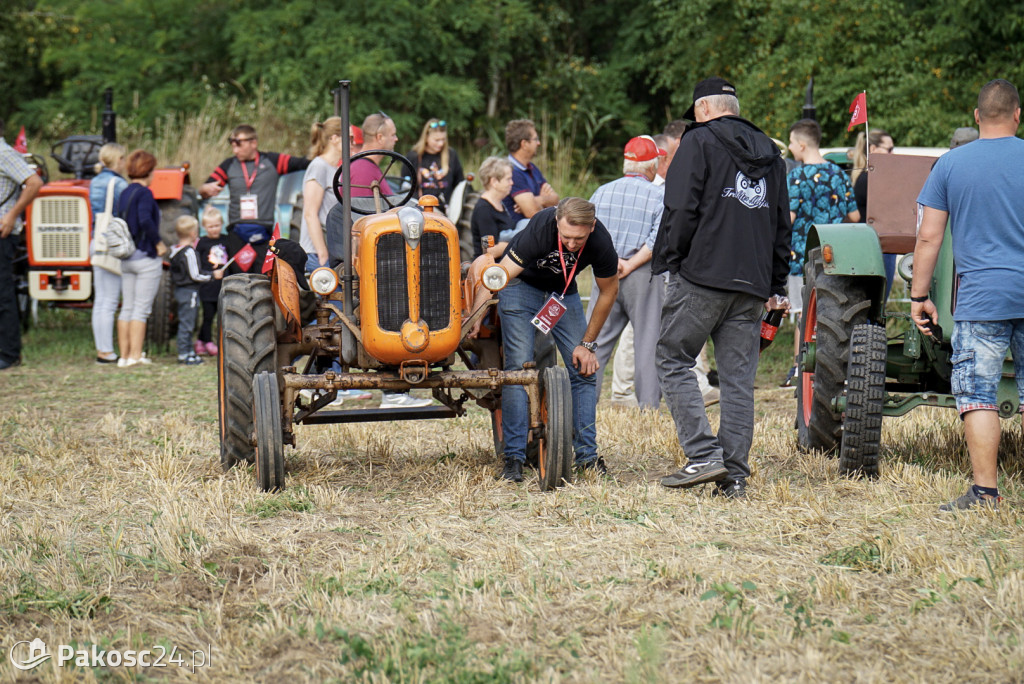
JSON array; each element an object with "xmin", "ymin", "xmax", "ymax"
[
  {"xmin": 847, "ymin": 92, "xmax": 867, "ymax": 131},
  {"xmin": 235, "ymin": 244, "xmax": 257, "ymax": 272},
  {"xmin": 13, "ymin": 126, "xmax": 28, "ymax": 153},
  {"xmin": 261, "ymin": 223, "xmax": 281, "ymax": 274}
]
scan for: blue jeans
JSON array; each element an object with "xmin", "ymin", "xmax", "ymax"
[
  {"xmin": 497, "ymin": 279, "xmax": 598, "ymax": 464},
  {"xmin": 951, "ymin": 319, "xmax": 1024, "ymax": 415}
]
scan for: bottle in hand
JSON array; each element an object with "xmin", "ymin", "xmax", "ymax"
[{"xmin": 760, "ymin": 308, "xmax": 785, "ymax": 352}]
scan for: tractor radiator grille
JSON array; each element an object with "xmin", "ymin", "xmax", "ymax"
[
  {"xmin": 376, "ymin": 233, "xmax": 408, "ymax": 332},
  {"xmin": 33, "ymin": 197, "xmax": 89, "ymax": 261},
  {"xmin": 419, "ymin": 232, "xmax": 450, "ymax": 330}
]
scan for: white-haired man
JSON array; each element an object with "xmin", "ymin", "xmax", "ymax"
[{"xmin": 586, "ymin": 136, "xmax": 667, "ymax": 409}]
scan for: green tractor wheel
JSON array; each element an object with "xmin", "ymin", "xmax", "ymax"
[
  {"xmin": 796, "ymin": 247, "xmax": 872, "ymax": 453},
  {"xmin": 838, "ymin": 324, "xmax": 887, "ymax": 478}
]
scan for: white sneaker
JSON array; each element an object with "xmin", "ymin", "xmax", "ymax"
[
  {"xmin": 380, "ymin": 393, "xmax": 432, "ymax": 409},
  {"xmin": 117, "ymin": 358, "xmax": 129, "ymax": 368}
]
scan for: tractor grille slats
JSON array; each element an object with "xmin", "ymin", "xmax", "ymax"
[
  {"xmin": 419, "ymin": 233, "xmax": 450, "ymax": 330},
  {"xmin": 374, "ymin": 231, "xmax": 451, "ymax": 333},
  {"xmin": 34, "ymin": 197, "xmax": 88, "ymax": 261},
  {"xmin": 376, "ymin": 233, "xmax": 409, "ymax": 332}
]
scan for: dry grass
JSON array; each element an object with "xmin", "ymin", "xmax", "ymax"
[{"xmin": 1, "ymin": 314, "xmax": 1022, "ymax": 682}]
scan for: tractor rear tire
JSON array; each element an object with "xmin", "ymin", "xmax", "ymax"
[
  {"xmin": 456, "ymin": 189, "xmax": 480, "ymax": 263},
  {"xmin": 537, "ymin": 366, "xmax": 573, "ymax": 491},
  {"xmin": 253, "ymin": 371, "xmax": 286, "ymax": 491},
  {"xmin": 796, "ymin": 247, "xmax": 872, "ymax": 453},
  {"xmin": 146, "ymin": 268, "xmax": 175, "ymax": 354},
  {"xmin": 218, "ymin": 274, "xmax": 277, "ymax": 470},
  {"xmin": 839, "ymin": 324, "xmax": 887, "ymax": 478},
  {"xmin": 158, "ymin": 185, "xmax": 199, "ymax": 247}
]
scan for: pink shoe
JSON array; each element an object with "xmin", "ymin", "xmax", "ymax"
[
  {"xmin": 205, "ymin": 341, "xmax": 219, "ymax": 356},
  {"xmin": 194, "ymin": 340, "xmax": 207, "ymax": 356}
]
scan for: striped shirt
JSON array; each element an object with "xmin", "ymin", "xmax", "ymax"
[
  {"xmin": 588, "ymin": 175, "xmax": 664, "ymax": 258},
  {"xmin": 0, "ymin": 138, "xmax": 35, "ymax": 228}
]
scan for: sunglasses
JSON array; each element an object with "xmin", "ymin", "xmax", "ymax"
[
  {"xmin": 229, "ymin": 137, "xmax": 255, "ymax": 145},
  {"xmin": 429, "ymin": 120, "xmax": 447, "ymax": 130}
]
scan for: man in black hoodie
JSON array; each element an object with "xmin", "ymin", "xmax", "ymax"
[{"xmin": 653, "ymin": 77, "xmax": 792, "ymax": 498}]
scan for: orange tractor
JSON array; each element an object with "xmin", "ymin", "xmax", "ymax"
[
  {"xmin": 217, "ymin": 80, "xmax": 573, "ymax": 491},
  {"xmin": 21, "ymin": 89, "xmax": 197, "ymax": 347}
]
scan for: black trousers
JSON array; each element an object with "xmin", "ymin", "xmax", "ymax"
[{"xmin": 0, "ymin": 235, "xmax": 22, "ymax": 363}]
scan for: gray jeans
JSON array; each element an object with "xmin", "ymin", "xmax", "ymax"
[
  {"xmin": 656, "ymin": 274, "xmax": 762, "ymax": 482},
  {"xmin": 174, "ymin": 285, "xmax": 199, "ymax": 358}
]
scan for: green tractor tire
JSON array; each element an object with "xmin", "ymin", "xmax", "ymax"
[
  {"xmin": 838, "ymin": 324, "xmax": 887, "ymax": 478},
  {"xmin": 796, "ymin": 247, "xmax": 873, "ymax": 453}
]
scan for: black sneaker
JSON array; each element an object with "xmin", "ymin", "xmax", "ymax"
[
  {"xmin": 660, "ymin": 461, "xmax": 728, "ymax": 488},
  {"xmin": 576, "ymin": 456, "xmax": 608, "ymax": 475},
  {"xmin": 498, "ymin": 459, "xmax": 523, "ymax": 483},
  {"xmin": 712, "ymin": 479, "xmax": 747, "ymax": 500},
  {"xmin": 780, "ymin": 366, "xmax": 797, "ymax": 388}
]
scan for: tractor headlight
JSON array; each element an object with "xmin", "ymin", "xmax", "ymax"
[
  {"xmin": 310, "ymin": 267, "xmax": 339, "ymax": 295},
  {"xmin": 897, "ymin": 253, "xmax": 914, "ymax": 283},
  {"xmin": 481, "ymin": 264, "xmax": 509, "ymax": 292}
]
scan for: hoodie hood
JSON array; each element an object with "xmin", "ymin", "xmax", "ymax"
[{"xmin": 697, "ymin": 116, "xmax": 781, "ymax": 180}]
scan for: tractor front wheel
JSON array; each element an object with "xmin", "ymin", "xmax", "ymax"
[
  {"xmin": 796, "ymin": 247, "xmax": 872, "ymax": 453},
  {"xmin": 536, "ymin": 366, "xmax": 573, "ymax": 491},
  {"xmin": 218, "ymin": 274, "xmax": 277, "ymax": 469},
  {"xmin": 839, "ymin": 324, "xmax": 887, "ymax": 478},
  {"xmin": 253, "ymin": 371, "xmax": 286, "ymax": 491}
]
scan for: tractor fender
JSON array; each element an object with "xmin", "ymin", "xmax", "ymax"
[{"xmin": 806, "ymin": 223, "xmax": 887, "ymax": 321}]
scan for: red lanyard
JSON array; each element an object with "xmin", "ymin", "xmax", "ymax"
[
  {"xmin": 556, "ymin": 236, "xmax": 585, "ymax": 297},
  {"xmin": 241, "ymin": 152, "xmax": 260, "ymax": 191}
]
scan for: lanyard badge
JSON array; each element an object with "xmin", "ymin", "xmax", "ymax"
[
  {"xmin": 530, "ymin": 235, "xmax": 585, "ymax": 333},
  {"xmin": 239, "ymin": 153, "xmax": 260, "ymax": 219}
]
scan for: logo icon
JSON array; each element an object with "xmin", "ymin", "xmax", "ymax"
[
  {"xmin": 722, "ymin": 171, "xmax": 769, "ymax": 209},
  {"xmin": 10, "ymin": 638, "xmax": 52, "ymax": 670}
]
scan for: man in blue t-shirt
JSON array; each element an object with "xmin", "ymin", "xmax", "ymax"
[
  {"xmin": 914, "ymin": 78, "xmax": 1024, "ymax": 512},
  {"xmin": 503, "ymin": 119, "xmax": 559, "ymax": 231}
]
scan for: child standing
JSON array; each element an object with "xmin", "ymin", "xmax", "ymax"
[
  {"xmin": 196, "ymin": 206, "xmax": 228, "ymax": 355},
  {"xmin": 170, "ymin": 216, "xmax": 224, "ymax": 365}
]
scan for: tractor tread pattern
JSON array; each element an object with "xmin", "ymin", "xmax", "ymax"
[
  {"xmin": 219, "ymin": 275, "xmax": 278, "ymax": 469},
  {"xmin": 839, "ymin": 324, "xmax": 887, "ymax": 478},
  {"xmin": 797, "ymin": 248, "xmax": 872, "ymax": 453}
]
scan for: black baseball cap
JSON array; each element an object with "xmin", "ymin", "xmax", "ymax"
[{"xmin": 683, "ymin": 77, "xmax": 737, "ymax": 121}]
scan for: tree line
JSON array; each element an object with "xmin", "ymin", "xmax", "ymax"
[{"xmin": 5, "ymin": 0, "xmax": 1023, "ymax": 178}]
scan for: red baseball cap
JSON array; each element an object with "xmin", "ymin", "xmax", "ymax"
[
  {"xmin": 350, "ymin": 125, "xmax": 364, "ymax": 145},
  {"xmin": 624, "ymin": 135, "xmax": 667, "ymax": 162}
]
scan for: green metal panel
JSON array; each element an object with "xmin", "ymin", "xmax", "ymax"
[
  {"xmin": 807, "ymin": 223, "xmax": 886, "ymax": 277},
  {"xmin": 924, "ymin": 225, "xmax": 955, "ymax": 334}
]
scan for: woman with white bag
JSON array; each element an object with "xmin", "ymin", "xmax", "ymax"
[{"xmin": 89, "ymin": 143, "xmax": 128, "ymax": 364}]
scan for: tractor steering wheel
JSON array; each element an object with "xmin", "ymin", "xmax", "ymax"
[
  {"xmin": 332, "ymin": 149, "xmax": 417, "ymax": 215},
  {"xmin": 50, "ymin": 139, "xmax": 104, "ymax": 180}
]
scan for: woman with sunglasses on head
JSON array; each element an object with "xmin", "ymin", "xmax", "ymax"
[{"xmin": 406, "ymin": 118, "xmax": 464, "ymax": 210}]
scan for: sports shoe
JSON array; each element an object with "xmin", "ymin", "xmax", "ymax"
[
  {"xmin": 576, "ymin": 456, "xmax": 608, "ymax": 475},
  {"xmin": 703, "ymin": 387, "xmax": 721, "ymax": 407},
  {"xmin": 194, "ymin": 340, "xmax": 207, "ymax": 356},
  {"xmin": 780, "ymin": 366, "xmax": 798, "ymax": 388},
  {"xmin": 338, "ymin": 389, "xmax": 372, "ymax": 400},
  {"xmin": 713, "ymin": 479, "xmax": 747, "ymax": 499},
  {"xmin": 205, "ymin": 341, "xmax": 218, "ymax": 356},
  {"xmin": 117, "ymin": 357, "xmax": 130, "ymax": 368},
  {"xmin": 498, "ymin": 459, "xmax": 524, "ymax": 482},
  {"xmin": 939, "ymin": 486, "xmax": 1002, "ymax": 512},
  {"xmin": 380, "ymin": 393, "xmax": 432, "ymax": 409},
  {"xmin": 661, "ymin": 460, "xmax": 728, "ymax": 488},
  {"xmin": 178, "ymin": 353, "xmax": 203, "ymax": 366}
]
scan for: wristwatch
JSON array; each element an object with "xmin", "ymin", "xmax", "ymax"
[{"xmin": 580, "ymin": 341, "xmax": 597, "ymax": 353}]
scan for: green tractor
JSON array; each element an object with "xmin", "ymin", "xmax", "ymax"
[{"xmin": 795, "ymin": 152, "xmax": 1020, "ymax": 475}]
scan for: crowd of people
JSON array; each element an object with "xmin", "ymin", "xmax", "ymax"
[{"xmin": 2, "ymin": 77, "xmax": 1020, "ymax": 512}]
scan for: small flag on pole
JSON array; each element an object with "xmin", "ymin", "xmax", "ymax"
[
  {"xmin": 234, "ymin": 244, "xmax": 257, "ymax": 272},
  {"xmin": 261, "ymin": 223, "xmax": 281, "ymax": 274},
  {"xmin": 13, "ymin": 126, "xmax": 28, "ymax": 153},
  {"xmin": 847, "ymin": 92, "xmax": 867, "ymax": 131}
]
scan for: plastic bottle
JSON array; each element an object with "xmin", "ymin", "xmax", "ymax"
[{"xmin": 760, "ymin": 308, "xmax": 785, "ymax": 351}]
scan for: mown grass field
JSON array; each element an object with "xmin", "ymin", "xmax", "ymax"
[{"xmin": 1, "ymin": 305, "xmax": 1022, "ymax": 683}]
